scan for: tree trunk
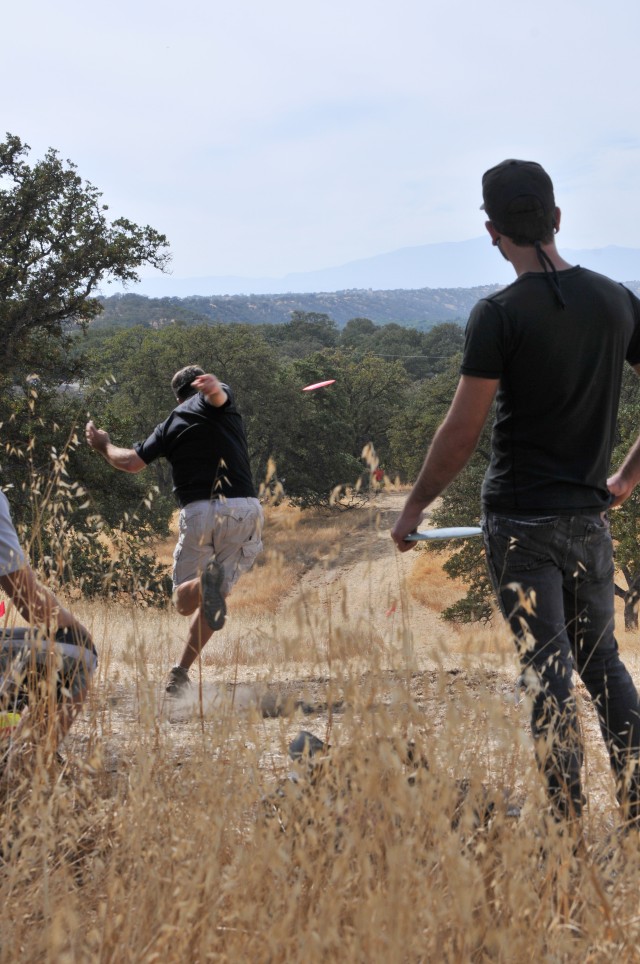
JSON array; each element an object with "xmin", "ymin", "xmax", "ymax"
[
  {"xmin": 624, "ymin": 595, "xmax": 639, "ymax": 631},
  {"xmin": 615, "ymin": 572, "xmax": 640, "ymax": 631}
]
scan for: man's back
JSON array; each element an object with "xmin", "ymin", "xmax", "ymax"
[
  {"xmin": 461, "ymin": 267, "xmax": 640, "ymax": 512},
  {"xmin": 135, "ymin": 388, "xmax": 257, "ymax": 506},
  {"xmin": 392, "ymin": 158, "xmax": 640, "ymax": 828}
]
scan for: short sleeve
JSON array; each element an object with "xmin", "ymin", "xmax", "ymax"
[
  {"xmin": 460, "ymin": 299, "xmax": 508, "ymax": 379},
  {"xmin": 133, "ymin": 423, "xmax": 165, "ymax": 465},
  {"xmin": 0, "ymin": 491, "xmax": 25, "ymax": 575}
]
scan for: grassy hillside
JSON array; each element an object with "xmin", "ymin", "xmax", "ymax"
[
  {"xmin": 95, "ymin": 286, "xmax": 503, "ymax": 330},
  {"xmin": 2, "ymin": 496, "xmax": 640, "ymax": 960},
  {"xmin": 96, "ymin": 279, "xmax": 640, "ymax": 331}
]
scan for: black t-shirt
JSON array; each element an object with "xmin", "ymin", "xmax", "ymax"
[
  {"xmin": 460, "ymin": 267, "xmax": 640, "ymax": 513},
  {"xmin": 134, "ymin": 386, "xmax": 257, "ymax": 507}
]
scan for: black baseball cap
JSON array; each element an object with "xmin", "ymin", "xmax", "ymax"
[{"xmin": 481, "ymin": 159, "xmax": 555, "ymax": 233}]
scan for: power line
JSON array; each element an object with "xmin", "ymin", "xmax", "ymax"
[{"xmin": 364, "ymin": 353, "xmax": 461, "ymax": 359}]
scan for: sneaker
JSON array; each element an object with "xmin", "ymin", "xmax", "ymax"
[
  {"xmin": 201, "ymin": 558, "xmax": 226, "ymax": 631},
  {"xmin": 166, "ymin": 666, "xmax": 191, "ymax": 695}
]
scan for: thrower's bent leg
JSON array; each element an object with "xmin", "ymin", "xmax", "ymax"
[
  {"xmin": 169, "ymin": 498, "xmax": 263, "ymax": 677},
  {"xmin": 173, "ymin": 575, "xmax": 201, "ymax": 616},
  {"xmin": 177, "ymin": 608, "xmax": 216, "ymax": 672},
  {"xmin": 171, "ymin": 570, "xmax": 223, "ymax": 671}
]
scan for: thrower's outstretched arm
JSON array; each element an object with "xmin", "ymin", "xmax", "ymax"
[{"xmin": 85, "ymin": 421, "xmax": 146, "ymax": 472}]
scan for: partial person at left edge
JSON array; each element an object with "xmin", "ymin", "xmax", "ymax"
[
  {"xmin": 85, "ymin": 366, "xmax": 264, "ymax": 696},
  {"xmin": 0, "ymin": 489, "xmax": 97, "ymax": 770}
]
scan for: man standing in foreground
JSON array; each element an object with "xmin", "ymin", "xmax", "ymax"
[
  {"xmin": 86, "ymin": 366, "xmax": 263, "ymax": 695},
  {"xmin": 392, "ymin": 159, "xmax": 640, "ymax": 826}
]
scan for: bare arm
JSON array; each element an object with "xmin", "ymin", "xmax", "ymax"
[
  {"xmin": 85, "ymin": 421, "xmax": 147, "ymax": 472},
  {"xmin": 391, "ymin": 375, "xmax": 499, "ymax": 551},
  {"xmin": 191, "ymin": 373, "xmax": 228, "ymax": 408},
  {"xmin": 608, "ymin": 362, "xmax": 640, "ymax": 507},
  {"xmin": 0, "ymin": 565, "xmax": 91, "ymax": 640}
]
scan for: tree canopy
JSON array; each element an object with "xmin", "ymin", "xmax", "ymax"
[
  {"xmin": 7, "ymin": 150, "xmax": 640, "ymax": 628},
  {"xmin": 0, "ymin": 133, "xmax": 170, "ymax": 370}
]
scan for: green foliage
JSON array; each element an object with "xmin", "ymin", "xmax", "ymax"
[
  {"xmin": 0, "ymin": 140, "xmax": 481, "ymax": 587},
  {"xmin": 84, "ymin": 322, "xmax": 286, "ymax": 496},
  {"xmin": 0, "ymin": 134, "xmax": 169, "ymax": 374},
  {"xmin": 388, "ymin": 358, "xmax": 494, "ymax": 623},
  {"xmin": 269, "ymin": 354, "xmax": 362, "ymax": 507},
  {"xmin": 421, "ymin": 323, "xmax": 466, "ymax": 375},
  {"xmin": 0, "ymin": 377, "xmax": 169, "ymax": 538},
  {"xmin": 259, "ymin": 311, "xmax": 339, "ymax": 359},
  {"xmin": 388, "ymin": 356, "xmax": 464, "ymax": 479},
  {"xmin": 91, "ymin": 293, "xmax": 211, "ymax": 330},
  {"xmin": 4, "ymin": 391, "xmax": 171, "ymax": 605},
  {"xmin": 422, "ymin": 448, "xmax": 492, "ymax": 623},
  {"xmin": 31, "ymin": 514, "xmax": 172, "ymax": 606},
  {"xmin": 437, "ymin": 538, "xmax": 492, "ymax": 623},
  {"xmin": 335, "ymin": 351, "xmax": 410, "ymax": 470},
  {"xmin": 96, "ymin": 288, "xmax": 490, "ymax": 329},
  {"xmin": 338, "ymin": 320, "xmax": 465, "ymax": 381},
  {"xmin": 265, "ymin": 348, "xmax": 412, "ymax": 506},
  {"xmin": 0, "ymin": 134, "xmax": 175, "ymax": 604},
  {"xmin": 610, "ymin": 367, "xmax": 640, "ymax": 628},
  {"xmin": 339, "ymin": 317, "xmax": 377, "ymax": 347},
  {"xmin": 81, "ymin": 327, "xmax": 413, "ymax": 510}
]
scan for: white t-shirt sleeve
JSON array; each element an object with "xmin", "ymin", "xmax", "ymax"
[{"xmin": 0, "ymin": 491, "xmax": 25, "ymax": 575}]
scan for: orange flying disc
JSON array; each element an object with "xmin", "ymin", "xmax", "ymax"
[{"xmin": 302, "ymin": 379, "xmax": 336, "ymax": 391}]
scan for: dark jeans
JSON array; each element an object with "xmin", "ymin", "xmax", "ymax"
[
  {"xmin": 483, "ymin": 510, "xmax": 640, "ymax": 822},
  {"xmin": 0, "ymin": 627, "xmax": 97, "ymax": 710}
]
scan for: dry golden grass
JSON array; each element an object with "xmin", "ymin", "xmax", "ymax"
[
  {"xmin": 3, "ymin": 497, "xmax": 640, "ymax": 962},
  {"xmin": 405, "ymin": 546, "xmax": 462, "ymax": 609}
]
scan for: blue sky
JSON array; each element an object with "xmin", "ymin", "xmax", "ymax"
[{"xmin": 4, "ymin": 0, "xmax": 640, "ymax": 283}]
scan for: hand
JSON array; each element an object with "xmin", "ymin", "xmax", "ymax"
[
  {"xmin": 391, "ymin": 506, "xmax": 425, "ymax": 552},
  {"xmin": 191, "ymin": 373, "xmax": 227, "ymax": 407},
  {"xmin": 192, "ymin": 373, "xmax": 222, "ymax": 395},
  {"xmin": 85, "ymin": 420, "xmax": 110, "ymax": 453},
  {"xmin": 607, "ymin": 471, "xmax": 634, "ymax": 509}
]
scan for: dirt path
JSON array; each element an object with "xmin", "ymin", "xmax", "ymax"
[
  {"xmin": 69, "ymin": 490, "xmax": 638, "ymax": 824},
  {"xmin": 274, "ymin": 489, "xmax": 497, "ymax": 671}
]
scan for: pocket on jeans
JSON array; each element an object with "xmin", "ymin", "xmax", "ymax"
[
  {"xmin": 582, "ymin": 517, "xmax": 614, "ymax": 578},
  {"xmin": 499, "ymin": 516, "xmax": 557, "ymax": 530},
  {"xmin": 488, "ymin": 516, "xmax": 556, "ymax": 573}
]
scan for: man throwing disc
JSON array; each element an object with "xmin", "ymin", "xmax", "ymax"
[
  {"xmin": 86, "ymin": 367, "xmax": 263, "ymax": 695},
  {"xmin": 392, "ymin": 159, "xmax": 640, "ymax": 828}
]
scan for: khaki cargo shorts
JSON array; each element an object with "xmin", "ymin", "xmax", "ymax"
[{"xmin": 172, "ymin": 497, "xmax": 264, "ymax": 594}]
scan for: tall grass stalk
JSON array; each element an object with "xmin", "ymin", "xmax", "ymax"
[{"xmin": 2, "ymin": 471, "xmax": 640, "ymax": 961}]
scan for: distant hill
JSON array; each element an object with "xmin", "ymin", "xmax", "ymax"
[
  {"xmin": 96, "ymin": 285, "xmax": 506, "ymax": 330},
  {"xmin": 97, "ymin": 276, "xmax": 640, "ymax": 331},
  {"xmin": 128, "ymin": 237, "xmax": 640, "ymax": 298}
]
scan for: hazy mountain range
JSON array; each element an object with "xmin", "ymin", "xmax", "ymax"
[{"xmin": 132, "ymin": 237, "xmax": 640, "ymax": 298}]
